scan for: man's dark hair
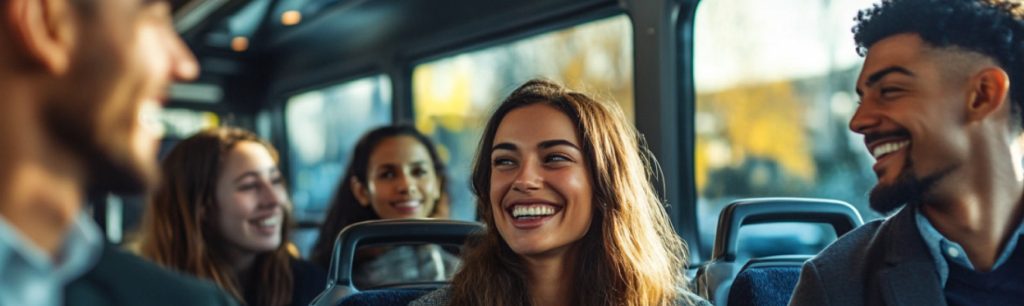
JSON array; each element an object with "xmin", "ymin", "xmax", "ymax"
[{"xmin": 853, "ymin": 0, "xmax": 1024, "ymax": 128}]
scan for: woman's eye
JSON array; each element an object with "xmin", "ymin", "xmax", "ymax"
[
  {"xmin": 545, "ymin": 154, "xmax": 571, "ymax": 163},
  {"xmin": 271, "ymin": 176, "xmax": 285, "ymax": 185},
  {"xmin": 412, "ymin": 167, "xmax": 428, "ymax": 177},
  {"xmin": 238, "ymin": 183, "xmax": 258, "ymax": 191},
  {"xmin": 493, "ymin": 158, "xmax": 515, "ymax": 167},
  {"xmin": 379, "ymin": 171, "xmax": 395, "ymax": 179}
]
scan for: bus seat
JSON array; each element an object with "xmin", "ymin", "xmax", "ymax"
[
  {"xmin": 308, "ymin": 219, "xmax": 484, "ymax": 306},
  {"xmin": 336, "ymin": 288, "xmax": 433, "ymax": 306},
  {"xmin": 726, "ymin": 255, "xmax": 809, "ymax": 306},
  {"xmin": 695, "ymin": 198, "xmax": 863, "ymax": 306}
]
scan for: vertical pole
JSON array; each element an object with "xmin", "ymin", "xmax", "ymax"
[{"xmin": 627, "ymin": 0, "xmax": 702, "ymax": 261}]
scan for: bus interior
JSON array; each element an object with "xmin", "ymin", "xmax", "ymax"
[{"xmin": 91, "ymin": 0, "xmax": 885, "ymax": 304}]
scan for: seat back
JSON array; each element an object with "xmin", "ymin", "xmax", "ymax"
[
  {"xmin": 309, "ymin": 219, "xmax": 484, "ymax": 306},
  {"xmin": 336, "ymin": 288, "xmax": 433, "ymax": 306},
  {"xmin": 727, "ymin": 255, "xmax": 809, "ymax": 306},
  {"xmin": 695, "ymin": 198, "xmax": 863, "ymax": 306}
]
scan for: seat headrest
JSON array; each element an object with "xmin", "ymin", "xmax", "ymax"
[
  {"xmin": 711, "ymin": 198, "xmax": 864, "ymax": 262},
  {"xmin": 309, "ymin": 219, "xmax": 484, "ymax": 306}
]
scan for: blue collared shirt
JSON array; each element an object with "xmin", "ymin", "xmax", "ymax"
[
  {"xmin": 0, "ymin": 213, "xmax": 103, "ymax": 306},
  {"xmin": 915, "ymin": 208, "xmax": 1024, "ymax": 287}
]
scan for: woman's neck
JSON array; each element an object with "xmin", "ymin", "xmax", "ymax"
[
  {"xmin": 222, "ymin": 246, "xmax": 259, "ymax": 291},
  {"xmin": 523, "ymin": 248, "xmax": 575, "ymax": 306}
]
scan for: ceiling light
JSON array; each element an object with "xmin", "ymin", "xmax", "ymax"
[
  {"xmin": 282, "ymin": 10, "xmax": 302, "ymax": 26},
  {"xmin": 231, "ymin": 36, "xmax": 249, "ymax": 52}
]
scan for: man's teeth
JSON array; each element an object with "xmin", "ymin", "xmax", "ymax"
[
  {"xmin": 257, "ymin": 215, "xmax": 282, "ymax": 227},
  {"xmin": 872, "ymin": 140, "xmax": 910, "ymax": 159},
  {"xmin": 511, "ymin": 205, "xmax": 556, "ymax": 218}
]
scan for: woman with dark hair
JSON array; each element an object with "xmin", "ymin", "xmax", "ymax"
[
  {"xmin": 411, "ymin": 80, "xmax": 709, "ymax": 306},
  {"xmin": 139, "ymin": 127, "xmax": 325, "ymax": 306},
  {"xmin": 310, "ymin": 125, "xmax": 456, "ymax": 288}
]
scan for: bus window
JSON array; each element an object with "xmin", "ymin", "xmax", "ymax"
[
  {"xmin": 412, "ymin": 14, "xmax": 633, "ymax": 220},
  {"xmin": 160, "ymin": 108, "xmax": 220, "ymax": 140},
  {"xmin": 285, "ymin": 75, "xmax": 392, "ymax": 254},
  {"xmin": 693, "ymin": 0, "xmax": 879, "ymax": 256},
  {"xmin": 157, "ymin": 108, "xmax": 220, "ymax": 160}
]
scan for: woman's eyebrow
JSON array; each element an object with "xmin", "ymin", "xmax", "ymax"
[
  {"xmin": 538, "ymin": 139, "xmax": 580, "ymax": 150},
  {"xmin": 492, "ymin": 142, "xmax": 517, "ymax": 152}
]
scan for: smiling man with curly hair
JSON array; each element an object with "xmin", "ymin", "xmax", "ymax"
[{"xmin": 789, "ymin": 0, "xmax": 1024, "ymax": 305}]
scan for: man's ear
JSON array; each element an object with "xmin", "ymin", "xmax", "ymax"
[
  {"xmin": 4, "ymin": 0, "xmax": 77, "ymax": 74},
  {"xmin": 966, "ymin": 67, "xmax": 1011, "ymax": 123},
  {"xmin": 350, "ymin": 177, "xmax": 370, "ymax": 207}
]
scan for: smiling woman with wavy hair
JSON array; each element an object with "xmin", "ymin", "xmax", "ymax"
[
  {"xmin": 411, "ymin": 79, "xmax": 708, "ymax": 306},
  {"xmin": 139, "ymin": 127, "xmax": 325, "ymax": 306}
]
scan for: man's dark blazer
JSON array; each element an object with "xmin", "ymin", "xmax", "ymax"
[
  {"xmin": 788, "ymin": 206, "xmax": 947, "ymax": 306},
  {"xmin": 65, "ymin": 243, "xmax": 240, "ymax": 306}
]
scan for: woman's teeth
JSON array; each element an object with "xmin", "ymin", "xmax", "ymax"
[
  {"xmin": 511, "ymin": 205, "xmax": 556, "ymax": 218},
  {"xmin": 255, "ymin": 215, "xmax": 281, "ymax": 227},
  {"xmin": 394, "ymin": 201, "xmax": 421, "ymax": 208}
]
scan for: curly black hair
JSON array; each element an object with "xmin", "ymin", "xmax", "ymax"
[{"xmin": 853, "ymin": 0, "xmax": 1024, "ymax": 127}]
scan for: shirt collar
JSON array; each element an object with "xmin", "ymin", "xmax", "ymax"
[
  {"xmin": 915, "ymin": 206, "xmax": 1024, "ymax": 287},
  {"xmin": 58, "ymin": 213, "xmax": 103, "ymax": 282},
  {"xmin": 0, "ymin": 213, "xmax": 103, "ymax": 283},
  {"xmin": 0, "ymin": 215, "xmax": 54, "ymax": 276}
]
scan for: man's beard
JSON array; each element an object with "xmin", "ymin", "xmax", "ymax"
[
  {"xmin": 43, "ymin": 91, "xmax": 156, "ymax": 195},
  {"xmin": 869, "ymin": 157, "xmax": 958, "ymax": 215}
]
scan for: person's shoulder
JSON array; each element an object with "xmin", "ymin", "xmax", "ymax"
[
  {"xmin": 808, "ymin": 217, "xmax": 886, "ymax": 266},
  {"xmin": 410, "ymin": 286, "xmax": 704, "ymax": 306},
  {"xmin": 290, "ymin": 258, "xmax": 328, "ymax": 306},
  {"xmin": 407, "ymin": 287, "xmax": 451, "ymax": 306},
  {"xmin": 798, "ymin": 211, "xmax": 909, "ymax": 292},
  {"xmin": 291, "ymin": 257, "xmax": 328, "ymax": 280},
  {"xmin": 67, "ymin": 244, "xmax": 239, "ymax": 306},
  {"xmin": 789, "ymin": 209, "xmax": 926, "ymax": 304},
  {"xmin": 677, "ymin": 290, "xmax": 712, "ymax": 306}
]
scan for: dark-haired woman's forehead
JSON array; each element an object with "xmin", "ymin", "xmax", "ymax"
[{"xmin": 369, "ymin": 135, "xmax": 438, "ymax": 170}]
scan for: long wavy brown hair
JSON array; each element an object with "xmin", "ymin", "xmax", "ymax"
[
  {"xmin": 447, "ymin": 79, "xmax": 693, "ymax": 306},
  {"xmin": 139, "ymin": 127, "xmax": 294, "ymax": 306}
]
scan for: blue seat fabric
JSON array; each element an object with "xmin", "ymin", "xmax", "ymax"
[
  {"xmin": 336, "ymin": 288, "xmax": 432, "ymax": 306},
  {"xmin": 726, "ymin": 266, "xmax": 801, "ymax": 306}
]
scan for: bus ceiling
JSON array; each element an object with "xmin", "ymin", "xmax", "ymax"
[{"xmin": 172, "ymin": 0, "xmax": 621, "ymax": 79}]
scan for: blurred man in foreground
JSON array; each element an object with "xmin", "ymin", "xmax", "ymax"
[{"xmin": 0, "ymin": 0, "xmax": 237, "ymax": 305}]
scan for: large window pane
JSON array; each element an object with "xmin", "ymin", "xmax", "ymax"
[
  {"xmin": 285, "ymin": 75, "xmax": 392, "ymax": 222},
  {"xmin": 157, "ymin": 108, "xmax": 220, "ymax": 159},
  {"xmin": 694, "ymin": 0, "xmax": 879, "ymax": 257},
  {"xmin": 160, "ymin": 108, "xmax": 220, "ymax": 140},
  {"xmin": 412, "ymin": 15, "xmax": 633, "ymax": 220}
]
